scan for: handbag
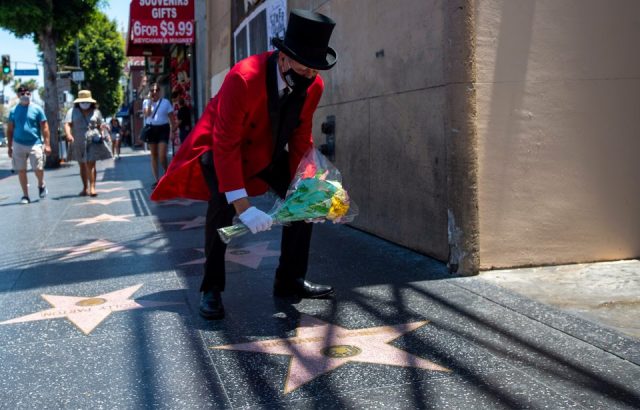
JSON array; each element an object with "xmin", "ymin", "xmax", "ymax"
[
  {"xmin": 140, "ymin": 99, "xmax": 163, "ymax": 142},
  {"xmin": 140, "ymin": 124, "xmax": 153, "ymax": 142},
  {"xmin": 79, "ymin": 109, "xmax": 104, "ymax": 144}
]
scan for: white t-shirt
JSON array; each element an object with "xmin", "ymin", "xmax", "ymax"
[{"xmin": 142, "ymin": 98, "xmax": 173, "ymax": 126}]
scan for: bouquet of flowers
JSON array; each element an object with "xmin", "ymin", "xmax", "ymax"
[{"xmin": 218, "ymin": 147, "xmax": 358, "ymax": 244}]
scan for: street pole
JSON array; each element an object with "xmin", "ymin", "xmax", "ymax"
[
  {"xmin": 1, "ymin": 83, "xmax": 4, "ymax": 146},
  {"xmin": 75, "ymin": 39, "xmax": 82, "ymax": 89}
]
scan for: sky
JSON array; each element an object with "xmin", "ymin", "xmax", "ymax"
[{"xmin": 0, "ymin": 0, "xmax": 131, "ymax": 101}]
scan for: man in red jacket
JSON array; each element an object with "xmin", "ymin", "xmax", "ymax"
[{"xmin": 151, "ymin": 9, "xmax": 338, "ymax": 319}]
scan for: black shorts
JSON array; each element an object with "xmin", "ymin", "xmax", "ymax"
[{"xmin": 146, "ymin": 124, "xmax": 170, "ymax": 144}]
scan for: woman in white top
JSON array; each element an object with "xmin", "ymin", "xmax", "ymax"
[{"xmin": 142, "ymin": 82, "xmax": 178, "ymax": 187}]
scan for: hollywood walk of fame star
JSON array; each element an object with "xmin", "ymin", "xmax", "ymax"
[
  {"xmin": 0, "ymin": 284, "xmax": 181, "ymax": 335},
  {"xmin": 179, "ymin": 241, "xmax": 279, "ymax": 269},
  {"xmin": 96, "ymin": 187, "xmax": 128, "ymax": 194},
  {"xmin": 164, "ymin": 216, "xmax": 206, "ymax": 230},
  {"xmin": 65, "ymin": 213, "xmax": 134, "ymax": 226},
  {"xmin": 74, "ymin": 196, "xmax": 131, "ymax": 206},
  {"xmin": 46, "ymin": 239, "xmax": 129, "ymax": 261},
  {"xmin": 212, "ymin": 314, "xmax": 450, "ymax": 394}
]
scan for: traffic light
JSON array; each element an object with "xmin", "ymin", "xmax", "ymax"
[{"xmin": 1, "ymin": 55, "xmax": 10, "ymax": 75}]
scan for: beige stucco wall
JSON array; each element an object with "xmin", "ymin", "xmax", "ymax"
[
  {"xmin": 475, "ymin": 0, "xmax": 640, "ymax": 269},
  {"xmin": 202, "ymin": 0, "xmax": 231, "ymax": 100},
  {"xmin": 300, "ymin": 0, "xmax": 451, "ymax": 261}
]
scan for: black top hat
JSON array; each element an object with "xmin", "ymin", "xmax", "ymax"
[{"xmin": 271, "ymin": 9, "xmax": 337, "ymax": 70}]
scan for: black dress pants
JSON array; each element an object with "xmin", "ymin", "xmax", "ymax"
[{"xmin": 198, "ymin": 151, "xmax": 313, "ymax": 292}]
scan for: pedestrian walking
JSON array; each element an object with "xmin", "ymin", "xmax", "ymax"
[
  {"xmin": 64, "ymin": 90, "xmax": 107, "ymax": 197},
  {"xmin": 142, "ymin": 83, "xmax": 178, "ymax": 188},
  {"xmin": 152, "ymin": 9, "xmax": 338, "ymax": 320},
  {"xmin": 109, "ymin": 117, "xmax": 122, "ymax": 159},
  {"xmin": 6, "ymin": 86, "xmax": 51, "ymax": 204}
]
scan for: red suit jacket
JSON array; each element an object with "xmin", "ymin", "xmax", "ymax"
[{"xmin": 151, "ymin": 51, "xmax": 324, "ymax": 201}]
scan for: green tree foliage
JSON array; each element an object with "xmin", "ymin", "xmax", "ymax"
[
  {"xmin": 58, "ymin": 10, "xmax": 125, "ymax": 117},
  {"xmin": 1, "ymin": 71, "xmax": 13, "ymax": 87},
  {"xmin": 0, "ymin": 1, "xmax": 97, "ymax": 40},
  {"xmin": 0, "ymin": 0, "xmax": 101, "ymax": 166},
  {"xmin": 13, "ymin": 78, "xmax": 39, "ymax": 92}
]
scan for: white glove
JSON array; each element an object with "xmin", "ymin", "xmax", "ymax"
[{"xmin": 239, "ymin": 206, "xmax": 273, "ymax": 234}]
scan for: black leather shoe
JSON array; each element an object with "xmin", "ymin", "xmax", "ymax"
[
  {"xmin": 199, "ymin": 291, "xmax": 225, "ymax": 320},
  {"xmin": 273, "ymin": 278, "xmax": 334, "ymax": 299}
]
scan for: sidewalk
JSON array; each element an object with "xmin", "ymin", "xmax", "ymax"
[
  {"xmin": 0, "ymin": 147, "xmax": 638, "ymax": 409},
  {"xmin": 479, "ymin": 260, "xmax": 640, "ymax": 339}
]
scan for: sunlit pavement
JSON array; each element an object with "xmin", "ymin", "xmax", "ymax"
[{"xmin": 0, "ymin": 146, "xmax": 638, "ymax": 408}]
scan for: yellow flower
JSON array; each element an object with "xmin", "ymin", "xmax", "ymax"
[{"xmin": 327, "ymin": 188, "xmax": 350, "ymax": 220}]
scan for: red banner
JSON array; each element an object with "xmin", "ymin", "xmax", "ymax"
[{"xmin": 129, "ymin": 0, "xmax": 194, "ymax": 45}]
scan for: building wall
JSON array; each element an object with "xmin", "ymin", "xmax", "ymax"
[
  {"xmin": 300, "ymin": 0, "xmax": 451, "ymax": 261},
  {"xmin": 206, "ymin": 0, "xmax": 232, "ymax": 98},
  {"xmin": 475, "ymin": 0, "xmax": 640, "ymax": 268},
  {"xmin": 193, "ymin": 0, "xmax": 209, "ymax": 116},
  {"xmin": 129, "ymin": 66, "xmax": 146, "ymax": 145}
]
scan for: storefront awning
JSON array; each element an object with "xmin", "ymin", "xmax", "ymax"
[
  {"xmin": 126, "ymin": 0, "xmax": 195, "ymax": 57},
  {"xmin": 115, "ymin": 105, "xmax": 130, "ymax": 117}
]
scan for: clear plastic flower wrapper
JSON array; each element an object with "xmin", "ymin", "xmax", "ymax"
[{"xmin": 218, "ymin": 147, "xmax": 358, "ymax": 244}]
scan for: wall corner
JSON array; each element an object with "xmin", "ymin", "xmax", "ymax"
[{"xmin": 444, "ymin": 0, "xmax": 480, "ymax": 276}]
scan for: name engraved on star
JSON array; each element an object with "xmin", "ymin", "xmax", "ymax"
[
  {"xmin": 104, "ymin": 302, "xmax": 139, "ymax": 310},
  {"xmin": 43, "ymin": 308, "xmax": 92, "ymax": 317},
  {"xmin": 337, "ymin": 329, "xmax": 389, "ymax": 338},
  {"xmin": 40, "ymin": 301, "xmax": 140, "ymax": 318},
  {"xmin": 259, "ymin": 336, "xmax": 325, "ymax": 347},
  {"xmin": 258, "ymin": 329, "xmax": 392, "ymax": 347}
]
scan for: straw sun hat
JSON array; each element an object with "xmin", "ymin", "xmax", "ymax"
[{"xmin": 73, "ymin": 90, "xmax": 97, "ymax": 104}]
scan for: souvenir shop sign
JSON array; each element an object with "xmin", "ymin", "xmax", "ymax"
[{"xmin": 129, "ymin": 0, "xmax": 195, "ymax": 45}]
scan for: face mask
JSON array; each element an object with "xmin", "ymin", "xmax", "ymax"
[
  {"xmin": 283, "ymin": 61, "xmax": 315, "ymax": 93},
  {"xmin": 19, "ymin": 95, "xmax": 30, "ymax": 105},
  {"xmin": 79, "ymin": 102, "xmax": 91, "ymax": 110}
]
